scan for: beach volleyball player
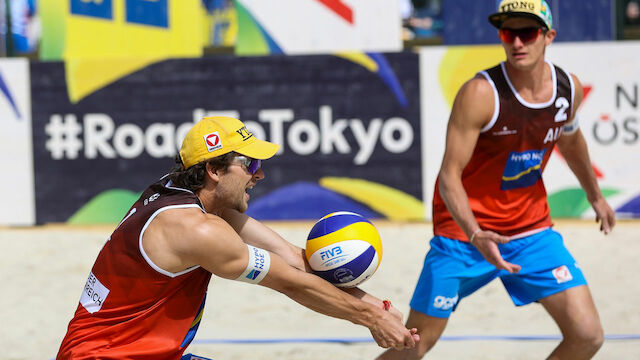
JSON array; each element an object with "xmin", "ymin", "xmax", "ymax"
[
  {"xmin": 57, "ymin": 116, "xmax": 418, "ymax": 359},
  {"xmin": 379, "ymin": 1, "xmax": 615, "ymax": 359}
]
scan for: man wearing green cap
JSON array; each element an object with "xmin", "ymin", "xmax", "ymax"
[
  {"xmin": 379, "ymin": 1, "xmax": 615, "ymax": 359},
  {"xmin": 58, "ymin": 116, "xmax": 419, "ymax": 359}
]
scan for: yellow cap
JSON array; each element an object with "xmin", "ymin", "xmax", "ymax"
[
  {"xmin": 179, "ymin": 116, "xmax": 280, "ymax": 169},
  {"xmin": 489, "ymin": 0, "xmax": 553, "ymax": 30}
]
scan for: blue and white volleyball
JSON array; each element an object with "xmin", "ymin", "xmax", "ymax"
[{"xmin": 305, "ymin": 211, "xmax": 382, "ymax": 288}]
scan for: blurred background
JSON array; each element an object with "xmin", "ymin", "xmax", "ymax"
[{"xmin": 1, "ymin": 0, "xmax": 639, "ymax": 226}]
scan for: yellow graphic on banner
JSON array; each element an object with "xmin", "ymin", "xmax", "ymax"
[
  {"xmin": 65, "ymin": 58, "xmax": 160, "ymax": 103},
  {"xmin": 439, "ymin": 45, "xmax": 504, "ymax": 107},
  {"xmin": 42, "ymin": 0, "xmax": 204, "ymax": 103},
  {"xmin": 335, "ymin": 52, "xmax": 378, "ymax": 72},
  {"xmin": 320, "ymin": 177, "xmax": 425, "ymax": 221}
]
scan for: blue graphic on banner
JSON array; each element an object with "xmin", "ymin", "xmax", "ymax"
[
  {"xmin": 125, "ymin": 0, "xmax": 168, "ymax": 28},
  {"xmin": 0, "ymin": 71, "xmax": 21, "ymax": 119},
  {"xmin": 501, "ymin": 149, "xmax": 546, "ymax": 190},
  {"xmin": 367, "ymin": 53, "xmax": 408, "ymax": 108},
  {"xmin": 71, "ymin": 0, "xmax": 113, "ymax": 19},
  {"xmin": 618, "ymin": 194, "xmax": 640, "ymax": 215},
  {"xmin": 246, "ymin": 182, "xmax": 381, "ymax": 220}
]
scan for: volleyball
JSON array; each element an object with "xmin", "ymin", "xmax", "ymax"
[{"xmin": 305, "ymin": 211, "xmax": 383, "ymax": 288}]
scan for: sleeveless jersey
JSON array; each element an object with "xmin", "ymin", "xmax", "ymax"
[
  {"xmin": 433, "ymin": 61, "xmax": 575, "ymax": 240},
  {"xmin": 57, "ymin": 177, "xmax": 212, "ymax": 360}
]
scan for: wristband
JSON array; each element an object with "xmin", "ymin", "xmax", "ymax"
[
  {"xmin": 469, "ymin": 229, "xmax": 481, "ymax": 244},
  {"xmin": 382, "ymin": 300, "xmax": 392, "ymax": 311},
  {"xmin": 235, "ymin": 245, "xmax": 271, "ymax": 284}
]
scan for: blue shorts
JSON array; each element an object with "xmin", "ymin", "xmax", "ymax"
[{"xmin": 409, "ymin": 228, "xmax": 587, "ymax": 318}]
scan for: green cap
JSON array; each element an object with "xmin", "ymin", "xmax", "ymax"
[{"xmin": 489, "ymin": 0, "xmax": 553, "ymax": 30}]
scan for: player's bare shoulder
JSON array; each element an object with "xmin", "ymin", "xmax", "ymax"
[
  {"xmin": 148, "ymin": 208, "xmax": 228, "ymax": 255},
  {"xmin": 569, "ymin": 72, "xmax": 584, "ymax": 109},
  {"xmin": 450, "ymin": 74, "xmax": 495, "ymax": 128},
  {"xmin": 461, "ymin": 74, "xmax": 495, "ymax": 104}
]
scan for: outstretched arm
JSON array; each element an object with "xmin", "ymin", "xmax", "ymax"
[
  {"xmin": 221, "ymin": 209, "xmax": 308, "ymax": 270},
  {"xmin": 556, "ymin": 75, "xmax": 615, "ymax": 234},
  {"xmin": 177, "ymin": 213, "xmax": 418, "ymax": 349},
  {"xmin": 220, "ymin": 208, "xmax": 402, "ymax": 318},
  {"xmin": 437, "ymin": 76, "xmax": 520, "ymax": 273}
]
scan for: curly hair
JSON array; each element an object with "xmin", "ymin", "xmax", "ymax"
[{"xmin": 167, "ymin": 152, "xmax": 236, "ymax": 192}]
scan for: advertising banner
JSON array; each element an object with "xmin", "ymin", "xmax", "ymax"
[
  {"xmin": 235, "ymin": 0, "xmax": 402, "ymax": 55},
  {"xmin": 31, "ymin": 53, "xmax": 422, "ymax": 224},
  {"xmin": 0, "ymin": 58, "xmax": 35, "ymax": 226},
  {"xmin": 39, "ymin": 0, "xmax": 204, "ymax": 104},
  {"xmin": 420, "ymin": 42, "xmax": 640, "ymax": 220}
]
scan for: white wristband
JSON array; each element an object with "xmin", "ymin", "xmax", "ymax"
[
  {"xmin": 235, "ymin": 245, "xmax": 271, "ymax": 284},
  {"xmin": 469, "ymin": 229, "xmax": 481, "ymax": 244}
]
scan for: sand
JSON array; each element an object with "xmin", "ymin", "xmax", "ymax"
[{"xmin": 1, "ymin": 220, "xmax": 638, "ymax": 360}]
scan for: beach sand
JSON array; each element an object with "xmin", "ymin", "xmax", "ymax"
[{"xmin": 1, "ymin": 220, "xmax": 638, "ymax": 359}]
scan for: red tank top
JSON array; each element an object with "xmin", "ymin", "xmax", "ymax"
[
  {"xmin": 57, "ymin": 177, "xmax": 212, "ymax": 359},
  {"xmin": 433, "ymin": 61, "xmax": 575, "ymax": 240}
]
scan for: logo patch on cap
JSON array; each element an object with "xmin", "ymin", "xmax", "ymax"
[{"xmin": 204, "ymin": 132, "xmax": 223, "ymax": 152}]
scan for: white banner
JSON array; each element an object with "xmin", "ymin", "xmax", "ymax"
[
  {"xmin": 0, "ymin": 58, "xmax": 35, "ymax": 225},
  {"xmin": 420, "ymin": 42, "xmax": 640, "ymax": 220},
  {"xmin": 237, "ymin": 0, "xmax": 402, "ymax": 54}
]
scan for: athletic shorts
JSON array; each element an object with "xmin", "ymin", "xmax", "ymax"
[{"xmin": 409, "ymin": 228, "xmax": 587, "ymax": 318}]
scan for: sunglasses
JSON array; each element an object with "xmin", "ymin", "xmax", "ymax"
[
  {"xmin": 233, "ymin": 155, "xmax": 261, "ymax": 175},
  {"xmin": 498, "ymin": 27, "xmax": 545, "ymax": 44}
]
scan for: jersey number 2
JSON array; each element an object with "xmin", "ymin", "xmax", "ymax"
[{"xmin": 555, "ymin": 97, "xmax": 570, "ymax": 122}]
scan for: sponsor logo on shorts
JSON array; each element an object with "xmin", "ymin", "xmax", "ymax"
[
  {"xmin": 433, "ymin": 294, "xmax": 459, "ymax": 310},
  {"xmin": 552, "ymin": 265, "xmax": 573, "ymax": 284}
]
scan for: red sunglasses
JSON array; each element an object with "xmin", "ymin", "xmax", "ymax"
[{"xmin": 498, "ymin": 27, "xmax": 545, "ymax": 44}]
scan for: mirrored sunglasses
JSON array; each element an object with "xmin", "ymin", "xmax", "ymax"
[
  {"xmin": 234, "ymin": 155, "xmax": 261, "ymax": 175},
  {"xmin": 498, "ymin": 27, "xmax": 544, "ymax": 44}
]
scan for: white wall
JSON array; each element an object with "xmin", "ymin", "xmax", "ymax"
[{"xmin": 0, "ymin": 58, "xmax": 35, "ymax": 226}]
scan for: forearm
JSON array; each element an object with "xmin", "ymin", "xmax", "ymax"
[
  {"xmin": 245, "ymin": 235, "xmax": 307, "ymax": 271},
  {"xmin": 342, "ymin": 287, "xmax": 385, "ymax": 307},
  {"xmin": 262, "ymin": 260, "xmax": 379, "ymax": 327},
  {"xmin": 557, "ymin": 133, "xmax": 603, "ymax": 203},
  {"xmin": 438, "ymin": 171, "xmax": 480, "ymax": 238},
  {"xmin": 221, "ymin": 209, "xmax": 307, "ymax": 270}
]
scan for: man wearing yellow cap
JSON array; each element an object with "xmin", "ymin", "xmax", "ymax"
[
  {"xmin": 57, "ymin": 116, "xmax": 419, "ymax": 359},
  {"xmin": 379, "ymin": 1, "xmax": 615, "ymax": 359}
]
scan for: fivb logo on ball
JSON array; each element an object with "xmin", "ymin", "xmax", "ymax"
[
  {"xmin": 306, "ymin": 211, "xmax": 382, "ymax": 288},
  {"xmin": 319, "ymin": 246, "xmax": 344, "ymax": 263}
]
